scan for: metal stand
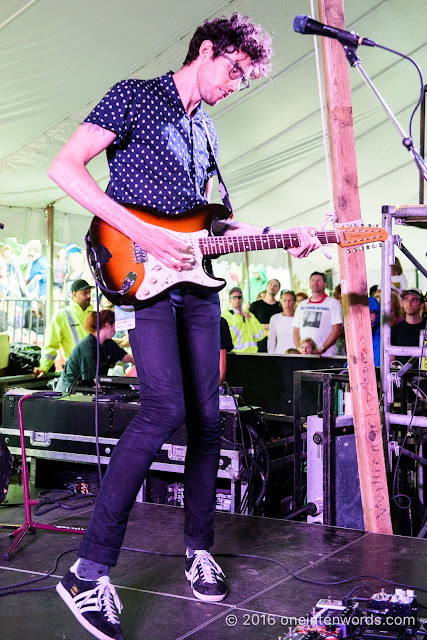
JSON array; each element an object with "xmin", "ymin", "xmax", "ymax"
[
  {"xmin": 343, "ymin": 46, "xmax": 427, "ymax": 182},
  {"xmin": 293, "ymin": 368, "xmax": 352, "ymax": 524},
  {"xmin": 380, "ymin": 205, "xmax": 427, "ymax": 436},
  {"xmin": 3, "ymin": 393, "xmax": 85, "ymax": 561}
]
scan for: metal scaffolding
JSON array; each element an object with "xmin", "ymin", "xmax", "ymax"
[{"xmin": 380, "ymin": 204, "xmax": 427, "ymax": 436}]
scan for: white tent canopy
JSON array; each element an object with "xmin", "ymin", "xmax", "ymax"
[{"xmin": 1, "ymin": 0, "xmax": 427, "ymax": 289}]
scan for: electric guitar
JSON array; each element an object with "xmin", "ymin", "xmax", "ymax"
[{"xmin": 86, "ymin": 203, "xmax": 387, "ymax": 308}]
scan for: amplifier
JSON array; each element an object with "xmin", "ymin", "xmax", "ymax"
[
  {"xmin": 306, "ymin": 414, "xmax": 363, "ymax": 529},
  {"xmin": 1, "ymin": 393, "xmax": 139, "ymax": 438},
  {"xmin": 1, "ymin": 393, "xmax": 243, "ymax": 472},
  {"xmin": 1, "ymin": 393, "xmax": 245, "ymax": 449}
]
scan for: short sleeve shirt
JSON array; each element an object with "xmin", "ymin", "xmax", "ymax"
[
  {"xmin": 292, "ymin": 296, "xmax": 343, "ymax": 356},
  {"xmin": 57, "ymin": 334, "xmax": 127, "ymax": 392},
  {"xmin": 84, "ymin": 73, "xmax": 218, "ymax": 214}
]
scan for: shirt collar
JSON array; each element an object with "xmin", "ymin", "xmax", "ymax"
[
  {"xmin": 158, "ymin": 71, "xmax": 205, "ymax": 121},
  {"xmin": 308, "ymin": 293, "xmax": 328, "ymax": 304}
]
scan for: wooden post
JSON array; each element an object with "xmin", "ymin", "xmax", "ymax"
[{"xmin": 318, "ymin": 0, "xmax": 392, "ymax": 533}]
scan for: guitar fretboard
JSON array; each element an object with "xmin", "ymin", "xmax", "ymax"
[{"xmin": 199, "ymin": 230, "xmax": 339, "ymax": 256}]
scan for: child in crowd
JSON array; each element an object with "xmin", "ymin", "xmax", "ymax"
[{"xmin": 299, "ymin": 337, "xmax": 317, "ymax": 354}]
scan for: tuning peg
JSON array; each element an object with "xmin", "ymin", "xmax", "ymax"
[
  {"xmin": 366, "ymin": 244, "xmax": 370, "ymax": 250},
  {"xmin": 359, "ymin": 246, "xmax": 364, "ymax": 251},
  {"xmin": 378, "ymin": 242, "xmax": 382, "ymax": 247},
  {"xmin": 372, "ymin": 243, "xmax": 377, "ymax": 248}
]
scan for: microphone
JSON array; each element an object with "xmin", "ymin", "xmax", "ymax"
[{"xmin": 293, "ymin": 15, "xmax": 376, "ymax": 48}]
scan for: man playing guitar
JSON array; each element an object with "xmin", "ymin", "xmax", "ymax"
[{"xmin": 50, "ymin": 13, "xmax": 320, "ymax": 640}]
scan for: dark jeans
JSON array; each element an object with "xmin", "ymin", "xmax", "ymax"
[{"xmin": 78, "ymin": 288, "xmax": 221, "ymax": 566}]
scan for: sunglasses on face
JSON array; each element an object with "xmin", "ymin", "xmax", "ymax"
[{"xmin": 230, "ymin": 295, "xmax": 243, "ymax": 300}]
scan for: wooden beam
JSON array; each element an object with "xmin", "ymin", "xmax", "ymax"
[{"xmin": 318, "ymin": 0, "xmax": 392, "ymax": 533}]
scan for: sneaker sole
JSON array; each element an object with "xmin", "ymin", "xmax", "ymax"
[
  {"xmin": 56, "ymin": 581, "xmax": 116, "ymax": 640},
  {"xmin": 185, "ymin": 570, "xmax": 227, "ymax": 602}
]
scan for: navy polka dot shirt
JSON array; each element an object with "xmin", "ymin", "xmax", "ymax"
[{"xmin": 84, "ymin": 72, "xmax": 218, "ymax": 215}]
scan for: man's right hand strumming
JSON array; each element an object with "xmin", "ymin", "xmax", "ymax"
[{"xmin": 133, "ymin": 221, "xmax": 194, "ymax": 271}]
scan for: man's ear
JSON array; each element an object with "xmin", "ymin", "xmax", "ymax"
[{"xmin": 198, "ymin": 39, "xmax": 215, "ymax": 60}]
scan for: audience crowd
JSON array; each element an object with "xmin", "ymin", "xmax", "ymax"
[
  {"xmin": 1, "ymin": 241, "xmax": 426, "ymax": 375},
  {"xmin": 0, "ymin": 240, "xmax": 93, "ymax": 338}
]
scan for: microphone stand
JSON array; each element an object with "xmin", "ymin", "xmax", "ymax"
[{"xmin": 342, "ymin": 44, "xmax": 427, "ymax": 182}]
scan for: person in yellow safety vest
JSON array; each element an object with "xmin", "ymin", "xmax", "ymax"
[
  {"xmin": 221, "ymin": 287, "xmax": 265, "ymax": 353},
  {"xmin": 33, "ymin": 279, "xmax": 94, "ymax": 377}
]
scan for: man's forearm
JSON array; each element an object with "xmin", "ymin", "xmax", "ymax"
[{"xmin": 320, "ymin": 324, "xmax": 343, "ymax": 352}]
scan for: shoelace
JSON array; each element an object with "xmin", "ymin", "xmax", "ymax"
[
  {"xmin": 80, "ymin": 576, "xmax": 123, "ymax": 625},
  {"xmin": 190, "ymin": 552, "xmax": 223, "ymax": 585}
]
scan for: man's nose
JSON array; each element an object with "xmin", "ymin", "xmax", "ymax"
[{"xmin": 228, "ymin": 77, "xmax": 241, "ymax": 92}]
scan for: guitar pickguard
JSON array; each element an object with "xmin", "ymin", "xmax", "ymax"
[{"xmin": 134, "ymin": 229, "xmax": 225, "ymax": 301}]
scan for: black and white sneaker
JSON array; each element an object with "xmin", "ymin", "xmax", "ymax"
[
  {"xmin": 185, "ymin": 550, "xmax": 227, "ymax": 602},
  {"xmin": 56, "ymin": 561, "xmax": 124, "ymax": 640}
]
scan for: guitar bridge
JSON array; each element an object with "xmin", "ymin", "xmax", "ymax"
[{"xmin": 133, "ymin": 242, "xmax": 148, "ymax": 263}]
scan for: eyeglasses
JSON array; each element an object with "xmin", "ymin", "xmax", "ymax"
[
  {"xmin": 230, "ymin": 295, "xmax": 243, "ymax": 300},
  {"xmin": 219, "ymin": 50, "xmax": 250, "ymax": 90}
]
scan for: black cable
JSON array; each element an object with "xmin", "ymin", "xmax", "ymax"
[
  {"xmin": 1, "ymin": 543, "xmax": 426, "ymax": 600},
  {"xmin": 344, "ymin": 585, "xmax": 374, "ymax": 600},
  {"xmin": 391, "ymin": 338, "xmax": 427, "ymax": 526},
  {"xmin": 232, "ymin": 390, "xmax": 272, "ymax": 514},
  {"xmin": 246, "ymin": 423, "xmax": 270, "ymax": 513},
  {"xmin": 94, "ymin": 286, "xmax": 103, "ymax": 486},
  {"xmin": 64, "ymin": 365, "xmax": 98, "ymax": 396},
  {"xmin": 214, "ymin": 552, "xmax": 427, "ymax": 592},
  {"xmin": 221, "ymin": 382, "xmax": 269, "ymax": 515},
  {"xmin": 0, "ymin": 501, "xmax": 25, "ymax": 508},
  {"xmin": 283, "ymin": 502, "xmax": 318, "ymax": 521},
  {"xmin": 375, "ymin": 43, "xmax": 427, "ymax": 182},
  {"xmin": 0, "ymin": 547, "xmax": 77, "ymax": 595}
]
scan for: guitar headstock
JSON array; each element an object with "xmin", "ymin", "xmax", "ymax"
[{"xmin": 336, "ymin": 225, "xmax": 388, "ymax": 249}]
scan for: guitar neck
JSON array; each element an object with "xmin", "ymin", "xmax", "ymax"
[{"xmin": 199, "ymin": 230, "xmax": 339, "ymax": 256}]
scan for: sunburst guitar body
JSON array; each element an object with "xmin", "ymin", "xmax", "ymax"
[{"xmin": 86, "ymin": 203, "xmax": 387, "ymax": 308}]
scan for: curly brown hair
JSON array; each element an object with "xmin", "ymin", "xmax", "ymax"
[{"xmin": 183, "ymin": 13, "xmax": 272, "ymax": 78}]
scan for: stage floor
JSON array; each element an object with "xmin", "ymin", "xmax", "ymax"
[{"xmin": 0, "ymin": 484, "xmax": 426, "ymax": 640}]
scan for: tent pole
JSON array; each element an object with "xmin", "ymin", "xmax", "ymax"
[
  {"xmin": 318, "ymin": 0, "xmax": 392, "ymax": 533},
  {"xmin": 286, "ymin": 251, "xmax": 293, "ymax": 290},
  {"xmin": 244, "ymin": 251, "xmax": 250, "ymax": 304},
  {"xmin": 45, "ymin": 203, "xmax": 54, "ymax": 326}
]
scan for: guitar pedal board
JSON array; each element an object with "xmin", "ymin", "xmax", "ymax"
[{"xmin": 281, "ymin": 589, "xmax": 421, "ymax": 640}]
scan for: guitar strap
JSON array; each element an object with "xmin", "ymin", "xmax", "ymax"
[{"xmin": 201, "ymin": 117, "xmax": 233, "ymax": 215}]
